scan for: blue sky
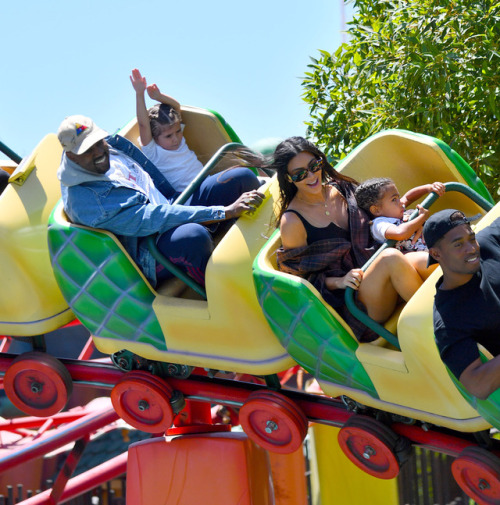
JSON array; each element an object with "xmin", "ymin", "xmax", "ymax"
[{"xmin": 1, "ymin": 1, "xmax": 351, "ymax": 159}]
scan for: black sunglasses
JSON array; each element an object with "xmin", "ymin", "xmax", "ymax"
[{"xmin": 286, "ymin": 158, "xmax": 324, "ymax": 183}]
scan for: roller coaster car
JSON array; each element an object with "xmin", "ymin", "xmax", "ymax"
[
  {"xmin": 48, "ymin": 119, "xmax": 500, "ymax": 434},
  {"xmin": 48, "ymin": 107, "xmax": 296, "ymax": 378}
]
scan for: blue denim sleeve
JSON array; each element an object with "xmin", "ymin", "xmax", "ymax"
[{"xmin": 65, "ymin": 184, "xmax": 225, "ymax": 237}]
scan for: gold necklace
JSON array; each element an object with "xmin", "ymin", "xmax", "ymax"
[{"xmin": 297, "ymin": 188, "xmax": 330, "ymax": 216}]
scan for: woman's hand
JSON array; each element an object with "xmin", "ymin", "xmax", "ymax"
[{"xmin": 326, "ymin": 268, "xmax": 363, "ymax": 290}]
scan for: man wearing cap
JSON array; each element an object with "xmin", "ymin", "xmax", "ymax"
[
  {"xmin": 57, "ymin": 115, "xmax": 263, "ymax": 288},
  {"xmin": 424, "ymin": 209, "xmax": 500, "ymax": 399}
]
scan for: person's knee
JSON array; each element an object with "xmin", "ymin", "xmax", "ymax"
[
  {"xmin": 378, "ymin": 248, "xmax": 404, "ymax": 268},
  {"xmin": 380, "ymin": 248, "xmax": 404, "ymax": 260},
  {"xmin": 189, "ymin": 226, "xmax": 213, "ymax": 256},
  {"xmin": 158, "ymin": 224, "xmax": 213, "ymax": 261},
  {"xmin": 218, "ymin": 167, "xmax": 260, "ymax": 192}
]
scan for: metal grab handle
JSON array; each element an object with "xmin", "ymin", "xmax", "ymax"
[
  {"xmin": 146, "ymin": 142, "xmax": 247, "ymax": 298},
  {"xmin": 344, "ymin": 182, "xmax": 495, "ymax": 348},
  {"xmin": 0, "ymin": 140, "xmax": 22, "ymax": 164},
  {"xmin": 174, "ymin": 142, "xmax": 244, "ymax": 205}
]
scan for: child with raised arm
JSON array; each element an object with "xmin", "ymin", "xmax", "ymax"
[
  {"xmin": 130, "ymin": 68, "xmax": 203, "ymax": 192},
  {"xmin": 355, "ymin": 177, "xmax": 445, "ymax": 279},
  {"xmin": 128, "ymin": 69, "xmax": 263, "ymax": 243}
]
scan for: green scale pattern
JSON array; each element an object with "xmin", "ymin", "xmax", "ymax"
[
  {"xmin": 48, "ymin": 202, "xmax": 166, "ymax": 351},
  {"xmin": 253, "ymin": 233, "xmax": 378, "ymax": 398}
]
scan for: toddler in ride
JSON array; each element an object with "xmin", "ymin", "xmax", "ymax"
[
  {"xmin": 130, "ymin": 68, "xmax": 203, "ymax": 192},
  {"xmin": 355, "ymin": 177, "xmax": 445, "ymax": 278}
]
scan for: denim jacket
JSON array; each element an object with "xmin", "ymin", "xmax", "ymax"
[{"xmin": 58, "ymin": 135, "xmax": 225, "ymax": 285}]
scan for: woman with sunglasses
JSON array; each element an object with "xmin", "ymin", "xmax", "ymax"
[{"xmin": 273, "ymin": 136, "xmax": 423, "ymax": 341}]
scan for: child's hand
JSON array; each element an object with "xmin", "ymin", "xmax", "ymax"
[
  {"xmin": 147, "ymin": 83, "xmax": 162, "ymax": 101},
  {"xmin": 417, "ymin": 204, "xmax": 429, "ymax": 219},
  {"xmin": 411, "ymin": 205, "xmax": 429, "ymax": 244},
  {"xmin": 429, "ymin": 182, "xmax": 445, "ymax": 197},
  {"xmin": 130, "ymin": 69, "xmax": 147, "ymax": 94}
]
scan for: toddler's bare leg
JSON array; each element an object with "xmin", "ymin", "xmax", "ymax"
[{"xmin": 358, "ymin": 248, "xmax": 422, "ymax": 323}]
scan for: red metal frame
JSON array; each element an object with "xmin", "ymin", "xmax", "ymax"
[
  {"xmin": 16, "ymin": 452, "xmax": 128, "ymax": 505},
  {"xmin": 1, "ymin": 347, "xmax": 499, "ymax": 505},
  {"xmin": 0, "ymin": 406, "xmax": 118, "ymax": 473},
  {"xmin": 0, "ymin": 353, "xmax": 494, "ymax": 459}
]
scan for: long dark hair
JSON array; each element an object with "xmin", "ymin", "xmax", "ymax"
[{"xmin": 272, "ymin": 136, "xmax": 358, "ymax": 224}]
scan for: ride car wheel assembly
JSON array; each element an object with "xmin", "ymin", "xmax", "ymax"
[
  {"xmin": 338, "ymin": 415, "xmax": 407, "ymax": 479},
  {"xmin": 111, "ymin": 371, "xmax": 175, "ymax": 433},
  {"xmin": 452, "ymin": 446, "xmax": 500, "ymax": 505},
  {"xmin": 239, "ymin": 390, "xmax": 308, "ymax": 454},
  {"xmin": 3, "ymin": 351, "xmax": 73, "ymax": 417}
]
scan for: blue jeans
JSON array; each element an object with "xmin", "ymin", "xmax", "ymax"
[{"xmin": 156, "ymin": 166, "xmax": 260, "ymax": 286}]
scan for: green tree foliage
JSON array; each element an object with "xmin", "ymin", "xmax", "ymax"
[{"xmin": 302, "ymin": 0, "xmax": 500, "ymax": 196}]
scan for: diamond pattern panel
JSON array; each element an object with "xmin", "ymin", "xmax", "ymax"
[
  {"xmin": 254, "ymin": 267, "xmax": 377, "ymax": 398},
  {"xmin": 48, "ymin": 215, "xmax": 166, "ymax": 351}
]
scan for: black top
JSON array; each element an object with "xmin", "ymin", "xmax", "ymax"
[
  {"xmin": 284, "ymin": 209, "xmax": 350, "ymax": 245},
  {"xmin": 433, "ymin": 217, "xmax": 500, "ymax": 379}
]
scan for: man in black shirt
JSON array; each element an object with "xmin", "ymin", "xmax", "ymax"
[{"xmin": 424, "ymin": 209, "xmax": 500, "ymax": 399}]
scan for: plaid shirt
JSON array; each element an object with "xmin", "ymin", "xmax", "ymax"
[{"xmin": 276, "ymin": 181, "xmax": 378, "ymax": 342}]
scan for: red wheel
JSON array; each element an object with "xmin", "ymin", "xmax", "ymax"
[
  {"xmin": 338, "ymin": 416, "xmax": 401, "ymax": 479},
  {"xmin": 3, "ymin": 352, "xmax": 73, "ymax": 417},
  {"xmin": 239, "ymin": 390, "xmax": 308, "ymax": 454},
  {"xmin": 452, "ymin": 446, "xmax": 500, "ymax": 505},
  {"xmin": 111, "ymin": 371, "xmax": 174, "ymax": 433}
]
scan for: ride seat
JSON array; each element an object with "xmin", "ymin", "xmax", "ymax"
[
  {"xmin": 256, "ymin": 230, "xmax": 403, "ymax": 344},
  {"xmin": 126, "ymin": 433, "xmax": 274, "ymax": 505}
]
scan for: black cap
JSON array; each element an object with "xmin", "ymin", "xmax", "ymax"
[{"xmin": 423, "ymin": 209, "xmax": 481, "ymax": 265}]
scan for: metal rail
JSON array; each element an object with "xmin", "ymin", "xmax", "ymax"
[
  {"xmin": 16, "ymin": 452, "xmax": 127, "ymax": 505},
  {"xmin": 0, "ymin": 353, "xmax": 495, "ymax": 460}
]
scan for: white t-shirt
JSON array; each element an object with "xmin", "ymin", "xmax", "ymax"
[
  {"xmin": 141, "ymin": 137, "xmax": 203, "ymax": 191},
  {"xmin": 371, "ymin": 216, "xmax": 427, "ymax": 252},
  {"xmin": 108, "ymin": 150, "xmax": 168, "ymax": 206}
]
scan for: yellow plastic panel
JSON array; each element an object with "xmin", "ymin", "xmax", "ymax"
[
  {"xmin": 338, "ymin": 130, "xmax": 487, "ymax": 217},
  {"xmin": 151, "ymin": 179, "xmax": 296, "ymax": 374},
  {"xmin": 0, "ymin": 134, "xmax": 73, "ymax": 334}
]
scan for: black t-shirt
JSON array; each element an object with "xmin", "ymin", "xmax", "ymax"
[{"xmin": 433, "ymin": 217, "xmax": 500, "ymax": 379}]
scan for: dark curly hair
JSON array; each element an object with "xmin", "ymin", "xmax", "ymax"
[
  {"xmin": 272, "ymin": 136, "xmax": 358, "ymax": 224},
  {"xmin": 148, "ymin": 103, "xmax": 182, "ymax": 141},
  {"xmin": 354, "ymin": 177, "xmax": 395, "ymax": 217}
]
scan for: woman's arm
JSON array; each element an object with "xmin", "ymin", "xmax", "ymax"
[
  {"xmin": 325, "ymin": 269, "xmax": 363, "ymax": 290},
  {"xmin": 280, "ymin": 212, "xmax": 308, "ymax": 249}
]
